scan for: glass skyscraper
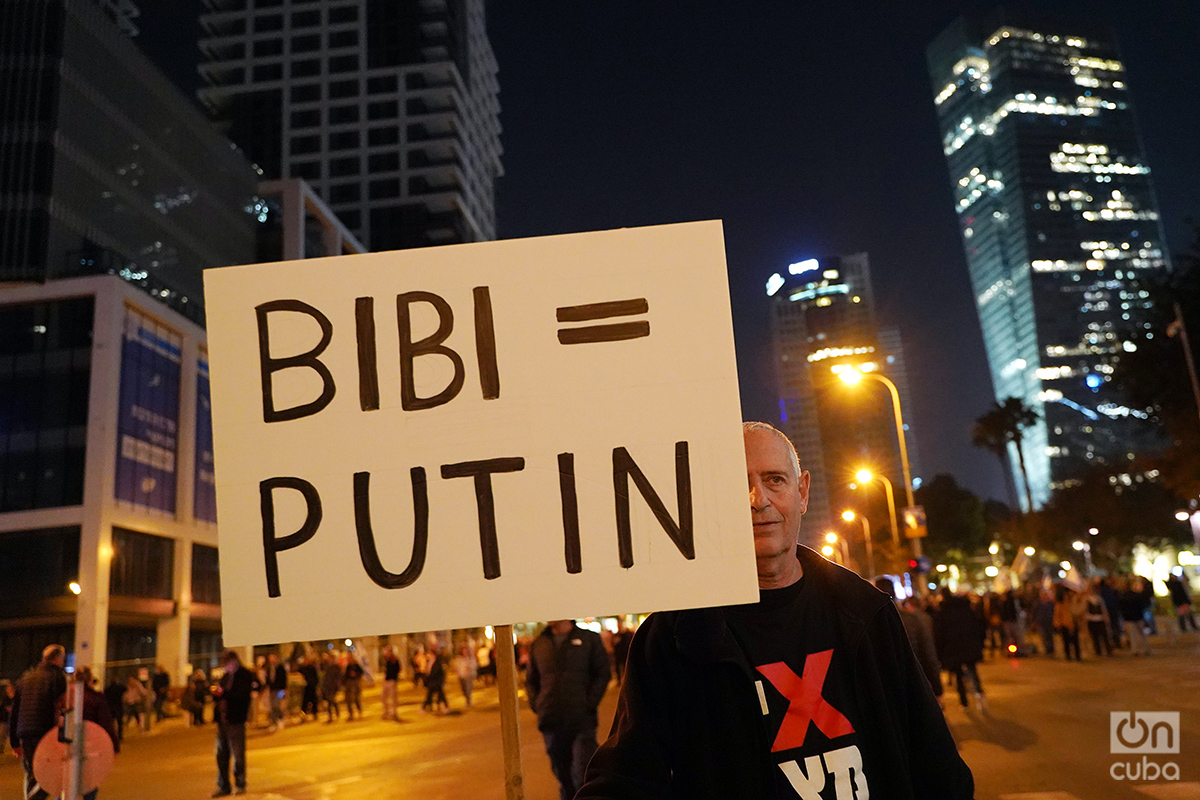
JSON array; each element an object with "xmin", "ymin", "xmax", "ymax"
[
  {"xmin": 928, "ymin": 12, "xmax": 1169, "ymax": 508},
  {"xmin": 768, "ymin": 253, "xmax": 917, "ymax": 543}
]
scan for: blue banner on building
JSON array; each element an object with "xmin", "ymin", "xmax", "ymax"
[
  {"xmin": 194, "ymin": 356, "xmax": 217, "ymax": 523},
  {"xmin": 114, "ymin": 307, "xmax": 181, "ymax": 512}
]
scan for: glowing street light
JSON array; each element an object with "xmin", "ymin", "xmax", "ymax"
[
  {"xmin": 1088, "ymin": 527, "xmax": 1099, "ymax": 536},
  {"xmin": 1176, "ymin": 510, "xmax": 1191, "ymax": 522},
  {"xmin": 68, "ymin": 581, "xmax": 82, "ymax": 595},
  {"xmin": 842, "ymin": 509, "xmax": 875, "ymax": 579},
  {"xmin": 853, "ymin": 468, "xmax": 900, "ymax": 555},
  {"xmin": 988, "ymin": 542, "xmax": 1000, "ymax": 555},
  {"xmin": 823, "ymin": 531, "xmax": 848, "ymax": 566},
  {"xmin": 1060, "ymin": 561, "xmax": 1073, "ymax": 571},
  {"xmin": 1023, "ymin": 546, "xmax": 1036, "ymax": 556},
  {"xmin": 1072, "ymin": 541, "xmax": 1084, "ymax": 551},
  {"xmin": 835, "ymin": 365, "xmax": 922, "ymax": 585},
  {"xmin": 821, "ymin": 544, "xmax": 836, "ymax": 558},
  {"xmin": 984, "ymin": 566, "xmax": 999, "ymax": 577}
]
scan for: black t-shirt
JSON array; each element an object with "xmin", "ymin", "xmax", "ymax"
[
  {"xmin": 384, "ymin": 658, "xmax": 401, "ymax": 681},
  {"xmin": 724, "ymin": 577, "xmax": 871, "ymax": 799}
]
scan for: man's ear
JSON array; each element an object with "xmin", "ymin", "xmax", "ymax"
[{"xmin": 797, "ymin": 469, "xmax": 811, "ymax": 514}]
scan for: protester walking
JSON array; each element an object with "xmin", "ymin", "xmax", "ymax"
[
  {"xmin": 190, "ymin": 670, "xmax": 210, "ymax": 725},
  {"xmin": 319, "ymin": 653, "xmax": 342, "ymax": 723},
  {"xmin": 342, "ymin": 656, "xmax": 364, "ymax": 721},
  {"xmin": 933, "ymin": 591, "xmax": 987, "ymax": 711},
  {"xmin": 75, "ymin": 668, "xmax": 120, "ymax": 800},
  {"xmin": 297, "ymin": 657, "xmax": 319, "ymax": 721},
  {"xmin": 452, "ymin": 645, "xmax": 478, "ymax": 708},
  {"xmin": 381, "ymin": 647, "xmax": 402, "ymax": 721},
  {"xmin": 1053, "ymin": 586, "xmax": 1083, "ymax": 661},
  {"xmin": 212, "ymin": 650, "xmax": 257, "ymax": 797},
  {"xmin": 265, "ymin": 654, "xmax": 288, "ymax": 731},
  {"xmin": 1119, "ymin": 577, "xmax": 1152, "ymax": 655},
  {"xmin": 1083, "ymin": 581, "xmax": 1113, "ymax": 656},
  {"xmin": 422, "ymin": 644, "xmax": 449, "ymax": 714},
  {"xmin": 8, "ymin": 645, "xmax": 68, "ymax": 800},
  {"xmin": 1165, "ymin": 568, "xmax": 1197, "ymax": 632}
]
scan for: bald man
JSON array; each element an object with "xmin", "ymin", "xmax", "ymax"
[{"xmin": 578, "ymin": 422, "xmax": 974, "ymax": 800}]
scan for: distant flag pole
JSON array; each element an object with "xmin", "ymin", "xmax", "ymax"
[{"xmin": 1167, "ymin": 301, "xmax": 1200, "ymax": 428}]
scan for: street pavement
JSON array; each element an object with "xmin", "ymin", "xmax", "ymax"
[{"xmin": 2, "ymin": 632, "xmax": 1198, "ymax": 799}]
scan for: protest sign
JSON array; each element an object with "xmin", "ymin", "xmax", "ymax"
[{"xmin": 204, "ymin": 220, "xmax": 756, "ymax": 645}]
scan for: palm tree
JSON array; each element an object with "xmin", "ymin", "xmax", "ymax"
[{"xmin": 972, "ymin": 397, "xmax": 1039, "ymax": 512}]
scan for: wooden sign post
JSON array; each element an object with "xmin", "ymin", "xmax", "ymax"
[
  {"xmin": 203, "ymin": 221, "xmax": 759, "ymax": 790},
  {"xmin": 494, "ymin": 623, "xmax": 525, "ymax": 799}
]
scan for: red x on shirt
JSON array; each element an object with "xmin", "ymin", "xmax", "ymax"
[{"xmin": 757, "ymin": 649, "xmax": 854, "ymax": 752}]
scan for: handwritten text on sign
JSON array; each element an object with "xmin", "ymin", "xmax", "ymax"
[{"xmin": 203, "ymin": 221, "xmax": 756, "ymax": 645}]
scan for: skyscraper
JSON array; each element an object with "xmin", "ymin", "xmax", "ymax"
[
  {"xmin": 928, "ymin": 12, "xmax": 1169, "ymax": 508},
  {"xmin": 197, "ymin": 0, "xmax": 503, "ymax": 251},
  {"xmin": 767, "ymin": 253, "xmax": 916, "ymax": 544}
]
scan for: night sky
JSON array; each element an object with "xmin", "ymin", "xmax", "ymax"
[{"xmin": 138, "ymin": 1, "xmax": 1200, "ymax": 503}]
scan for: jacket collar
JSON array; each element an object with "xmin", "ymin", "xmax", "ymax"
[{"xmin": 671, "ymin": 545, "xmax": 889, "ymax": 666}]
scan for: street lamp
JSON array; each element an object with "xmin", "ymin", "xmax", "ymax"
[
  {"xmin": 836, "ymin": 363, "xmax": 923, "ymax": 590},
  {"xmin": 824, "ymin": 531, "xmax": 849, "ymax": 566},
  {"xmin": 1072, "ymin": 540, "xmax": 1093, "ymax": 576},
  {"xmin": 854, "ymin": 468, "xmax": 900, "ymax": 553},
  {"xmin": 842, "ymin": 509, "xmax": 875, "ymax": 579}
]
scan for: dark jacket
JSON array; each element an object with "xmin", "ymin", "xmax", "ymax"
[
  {"xmin": 933, "ymin": 594, "xmax": 986, "ymax": 669},
  {"xmin": 9, "ymin": 662, "xmax": 67, "ymax": 746},
  {"xmin": 215, "ymin": 666, "xmax": 257, "ymax": 725},
  {"xmin": 526, "ymin": 623, "xmax": 611, "ymax": 734},
  {"xmin": 82, "ymin": 685, "xmax": 120, "ymax": 754},
  {"xmin": 578, "ymin": 547, "xmax": 973, "ymax": 800}
]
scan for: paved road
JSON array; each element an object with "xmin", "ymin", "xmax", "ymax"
[{"xmin": 2, "ymin": 632, "xmax": 1198, "ymax": 799}]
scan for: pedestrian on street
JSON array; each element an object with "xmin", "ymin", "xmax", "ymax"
[
  {"xmin": 1083, "ymin": 581, "xmax": 1113, "ymax": 657},
  {"xmin": 265, "ymin": 654, "xmax": 288, "ymax": 731},
  {"xmin": 381, "ymin": 647, "xmax": 401, "ymax": 720},
  {"xmin": 319, "ymin": 652, "xmax": 342, "ymax": 722},
  {"xmin": 296, "ymin": 656, "xmax": 319, "ymax": 721},
  {"xmin": 1053, "ymin": 586, "xmax": 1083, "ymax": 661},
  {"xmin": 528, "ymin": 620, "xmax": 611, "ymax": 800},
  {"xmin": 342, "ymin": 655, "xmax": 364, "ymax": 721},
  {"xmin": 876, "ymin": 578, "xmax": 943, "ymax": 702},
  {"xmin": 1098, "ymin": 577, "xmax": 1124, "ymax": 647},
  {"xmin": 452, "ymin": 645, "xmax": 478, "ymax": 708},
  {"xmin": 578, "ymin": 423, "xmax": 972, "ymax": 799},
  {"xmin": 190, "ymin": 670, "xmax": 210, "ymax": 725},
  {"xmin": 8, "ymin": 644, "xmax": 68, "ymax": 800},
  {"xmin": 151, "ymin": 664, "xmax": 170, "ymax": 722},
  {"xmin": 211, "ymin": 650, "xmax": 257, "ymax": 797},
  {"xmin": 122, "ymin": 675, "xmax": 149, "ymax": 734},
  {"xmin": 421, "ymin": 644, "xmax": 449, "ymax": 714},
  {"xmin": 103, "ymin": 677, "xmax": 125, "ymax": 741},
  {"xmin": 933, "ymin": 590, "xmax": 988, "ymax": 710},
  {"xmin": 1118, "ymin": 577, "xmax": 1152, "ymax": 655},
  {"xmin": 1165, "ymin": 568, "xmax": 1197, "ymax": 632},
  {"xmin": 476, "ymin": 642, "xmax": 495, "ymax": 685},
  {"xmin": 74, "ymin": 668, "xmax": 120, "ymax": 800},
  {"xmin": 1033, "ymin": 587, "xmax": 1056, "ymax": 656},
  {"xmin": 410, "ymin": 645, "xmax": 427, "ymax": 688}
]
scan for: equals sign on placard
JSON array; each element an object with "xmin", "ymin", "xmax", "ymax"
[{"xmin": 556, "ymin": 298, "xmax": 650, "ymax": 345}]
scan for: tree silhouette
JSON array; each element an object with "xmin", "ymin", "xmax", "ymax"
[{"xmin": 973, "ymin": 397, "xmax": 1039, "ymax": 512}]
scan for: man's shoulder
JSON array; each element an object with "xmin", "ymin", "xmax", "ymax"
[{"xmin": 796, "ymin": 545, "xmax": 892, "ymax": 621}]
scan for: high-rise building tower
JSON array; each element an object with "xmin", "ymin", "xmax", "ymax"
[
  {"xmin": 197, "ymin": 0, "xmax": 503, "ymax": 251},
  {"xmin": 928, "ymin": 12, "xmax": 1169, "ymax": 508},
  {"xmin": 767, "ymin": 254, "xmax": 916, "ymax": 545}
]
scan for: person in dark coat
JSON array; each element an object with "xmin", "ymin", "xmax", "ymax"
[
  {"xmin": 151, "ymin": 665, "xmax": 170, "ymax": 721},
  {"xmin": 296, "ymin": 657, "xmax": 319, "ymax": 721},
  {"xmin": 8, "ymin": 644, "xmax": 68, "ymax": 800},
  {"xmin": 875, "ymin": 578, "xmax": 943, "ymax": 701},
  {"xmin": 189, "ymin": 670, "xmax": 210, "ymax": 725},
  {"xmin": 211, "ymin": 650, "xmax": 258, "ymax": 796},
  {"xmin": 1165, "ymin": 569, "xmax": 1197, "ymax": 632},
  {"xmin": 578, "ymin": 423, "xmax": 973, "ymax": 800},
  {"xmin": 102, "ymin": 678, "xmax": 126, "ymax": 741},
  {"xmin": 319, "ymin": 653, "xmax": 342, "ymax": 723},
  {"xmin": 421, "ymin": 645, "xmax": 449, "ymax": 714},
  {"xmin": 933, "ymin": 590, "xmax": 987, "ymax": 709},
  {"xmin": 527, "ymin": 621, "xmax": 611, "ymax": 800},
  {"xmin": 76, "ymin": 668, "xmax": 120, "ymax": 800}
]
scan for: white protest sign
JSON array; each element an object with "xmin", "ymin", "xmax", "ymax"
[{"xmin": 203, "ymin": 220, "xmax": 757, "ymax": 646}]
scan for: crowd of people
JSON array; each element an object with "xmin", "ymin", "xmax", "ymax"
[{"xmin": 869, "ymin": 569, "xmax": 1196, "ymax": 715}]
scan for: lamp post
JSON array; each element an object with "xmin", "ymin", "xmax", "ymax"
[
  {"xmin": 823, "ymin": 531, "xmax": 849, "ymax": 566},
  {"xmin": 854, "ymin": 469, "xmax": 900, "ymax": 554},
  {"xmin": 842, "ymin": 510, "xmax": 875, "ymax": 579},
  {"xmin": 835, "ymin": 365, "xmax": 920, "ymax": 560},
  {"xmin": 1072, "ymin": 540, "xmax": 1093, "ymax": 577}
]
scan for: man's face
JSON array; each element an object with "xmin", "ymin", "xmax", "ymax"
[{"xmin": 744, "ymin": 428, "xmax": 810, "ymax": 563}]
